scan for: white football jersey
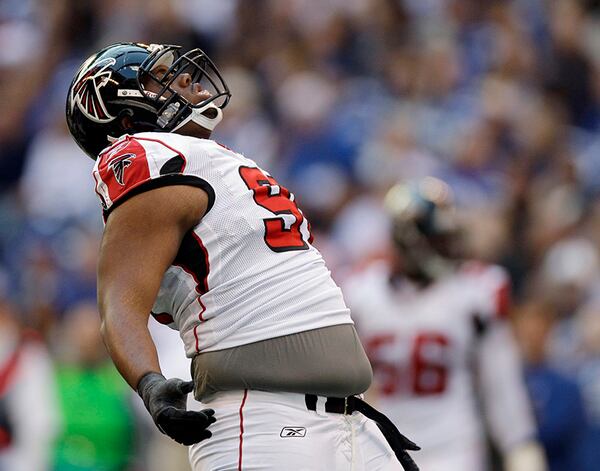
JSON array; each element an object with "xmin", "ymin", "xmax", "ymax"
[
  {"xmin": 93, "ymin": 132, "xmax": 353, "ymax": 357},
  {"xmin": 343, "ymin": 261, "xmax": 536, "ymax": 467}
]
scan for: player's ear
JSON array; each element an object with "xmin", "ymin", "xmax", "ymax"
[{"xmin": 120, "ymin": 114, "xmax": 134, "ymax": 132}]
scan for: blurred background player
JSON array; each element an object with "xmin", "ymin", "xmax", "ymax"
[
  {"xmin": 344, "ymin": 177, "xmax": 547, "ymax": 471},
  {"xmin": 0, "ymin": 273, "xmax": 58, "ymax": 471}
]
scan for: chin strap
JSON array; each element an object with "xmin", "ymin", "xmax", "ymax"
[{"xmin": 171, "ymin": 103, "xmax": 223, "ymax": 133}]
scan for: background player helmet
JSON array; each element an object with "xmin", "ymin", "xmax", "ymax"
[
  {"xmin": 384, "ymin": 177, "xmax": 461, "ymax": 282},
  {"xmin": 66, "ymin": 42, "xmax": 231, "ymax": 159}
]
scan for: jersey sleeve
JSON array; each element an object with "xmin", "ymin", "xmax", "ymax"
[
  {"xmin": 92, "ymin": 134, "xmax": 215, "ymax": 218},
  {"xmin": 461, "ymin": 262, "xmax": 512, "ymax": 322},
  {"xmin": 464, "ymin": 264, "xmax": 537, "ymax": 452},
  {"xmin": 476, "ymin": 322, "xmax": 538, "ymax": 453}
]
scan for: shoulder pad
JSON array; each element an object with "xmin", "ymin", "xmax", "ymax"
[{"xmin": 461, "ymin": 261, "xmax": 511, "ymax": 320}]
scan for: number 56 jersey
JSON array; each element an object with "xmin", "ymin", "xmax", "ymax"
[
  {"xmin": 343, "ymin": 261, "xmax": 536, "ymax": 465},
  {"xmin": 93, "ymin": 132, "xmax": 353, "ymax": 357}
]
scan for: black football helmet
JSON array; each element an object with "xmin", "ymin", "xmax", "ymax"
[
  {"xmin": 384, "ymin": 177, "xmax": 461, "ymax": 283},
  {"xmin": 66, "ymin": 42, "xmax": 231, "ymax": 159}
]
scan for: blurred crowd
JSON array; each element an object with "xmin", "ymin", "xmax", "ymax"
[{"xmin": 1, "ymin": 0, "xmax": 600, "ymax": 470}]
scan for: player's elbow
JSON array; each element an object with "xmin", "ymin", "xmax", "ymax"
[
  {"xmin": 99, "ymin": 317, "xmax": 112, "ymax": 349},
  {"xmin": 96, "ymin": 287, "xmax": 121, "ymax": 339},
  {"xmin": 98, "ymin": 314, "xmax": 123, "ymax": 359},
  {"xmin": 97, "ymin": 299, "xmax": 118, "ymax": 345}
]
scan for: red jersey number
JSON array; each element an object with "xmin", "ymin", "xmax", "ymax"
[
  {"xmin": 411, "ymin": 333, "xmax": 449, "ymax": 395},
  {"xmin": 365, "ymin": 334, "xmax": 401, "ymax": 396},
  {"xmin": 239, "ymin": 166, "xmax": 311, "ymax": 252},
  {"xmin": 366, "ymin": 332, "xmax": 450, "ymax": 397}
]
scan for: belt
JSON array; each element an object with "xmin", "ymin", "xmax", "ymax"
[
  {"xmin": 305, "ymin": 394, "xmax": 421, "ymax": 471},
  {"xmin": 304, "ymin": 394, "xmax": 355, "ymax": 414}
]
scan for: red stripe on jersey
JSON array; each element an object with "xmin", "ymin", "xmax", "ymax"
[
  {"xmin": 216, "ymin": 141, "xmax": 235, "ymax": 152},
  {"xmin": 495, "ymin": 281, "xmax": 511, "ymax": 318},
  {"xmin": 194, "ymin": 296, "xmax": 206, "ymax": 353},
  {"xmin": 0, "ymin": 428, "xmax": 11, "ymax": 449},
  {"xmin": 0, "ymin": 344, "xmax": 22, "ymax": 395},
  {"xmin": 193, "ymin": 298, "xmax": 207, "ymax": 353},
  {"xmin": 193, "ymin": 325, "xmax": 200, "ymax": 353},
  {"xmin": 238, "ymin": 389, "xmax": 248, "ymax": 471},
  {"xmin": 198, "ymin": 297, "xmax": 206, "ymax": 322}
]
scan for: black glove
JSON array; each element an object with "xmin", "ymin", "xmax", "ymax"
[{"xmin": 137, "ymin": 372, "xmax": 216, "ymax": 445}]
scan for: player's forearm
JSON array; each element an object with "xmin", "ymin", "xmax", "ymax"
[{"xmin": 100, "ymin": 311, "xmax": 162, "ymax": 390}]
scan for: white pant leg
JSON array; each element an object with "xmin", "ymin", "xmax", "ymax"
[
  {"xmin": 188, "ymin": 390, "xmax": 402, "ymax": 471},
  {"xmin": 352, "ymin": 416, "xmax": 405, "ymax": 471}
]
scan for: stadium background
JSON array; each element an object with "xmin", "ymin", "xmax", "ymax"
[{"xmin": 1, "ymin": 0, "xmax": 600, "ymax": 469}]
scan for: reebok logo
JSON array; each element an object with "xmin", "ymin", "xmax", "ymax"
[{"xmin": 280, "ymin": 427, "xmax": 306, "ymax": 438}]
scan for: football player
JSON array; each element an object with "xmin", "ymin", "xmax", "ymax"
[
  {"xmin": 0, "ymin": 289, "xmax": 57, "ymax": 471},
  {"xmin": 65, "ymin": 42, "xmax": 419, "ymax": 470},
  {"xmin": 343, "ymin": 177, "xmax": 547, "ymax": 471}
]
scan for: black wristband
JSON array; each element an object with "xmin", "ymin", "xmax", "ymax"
[{"xmin": 136, "ymin": 371, "xmax": 165, "ymax": 398}]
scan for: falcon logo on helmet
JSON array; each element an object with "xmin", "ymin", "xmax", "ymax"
[
  {"xmin": 69, "ymin": 57, "xmax": 117, "ymax": 123},
  {"xmin": 108, "ymin": 153, "xmax": 134, "ymax": 185}
]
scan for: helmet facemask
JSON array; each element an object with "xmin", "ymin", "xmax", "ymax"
[{"xmin": 137, "ymin": 45, "xmax": 231, "ymax": 133}]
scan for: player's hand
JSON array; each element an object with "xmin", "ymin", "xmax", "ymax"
[{"xmin": 137, "ymin": 372, "xmax": 216, "ymax": 445}]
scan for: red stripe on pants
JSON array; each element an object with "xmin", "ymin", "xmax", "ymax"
[{"xmin": 238, "ymin": 389, "xmax": 248, "ymax": 471}]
